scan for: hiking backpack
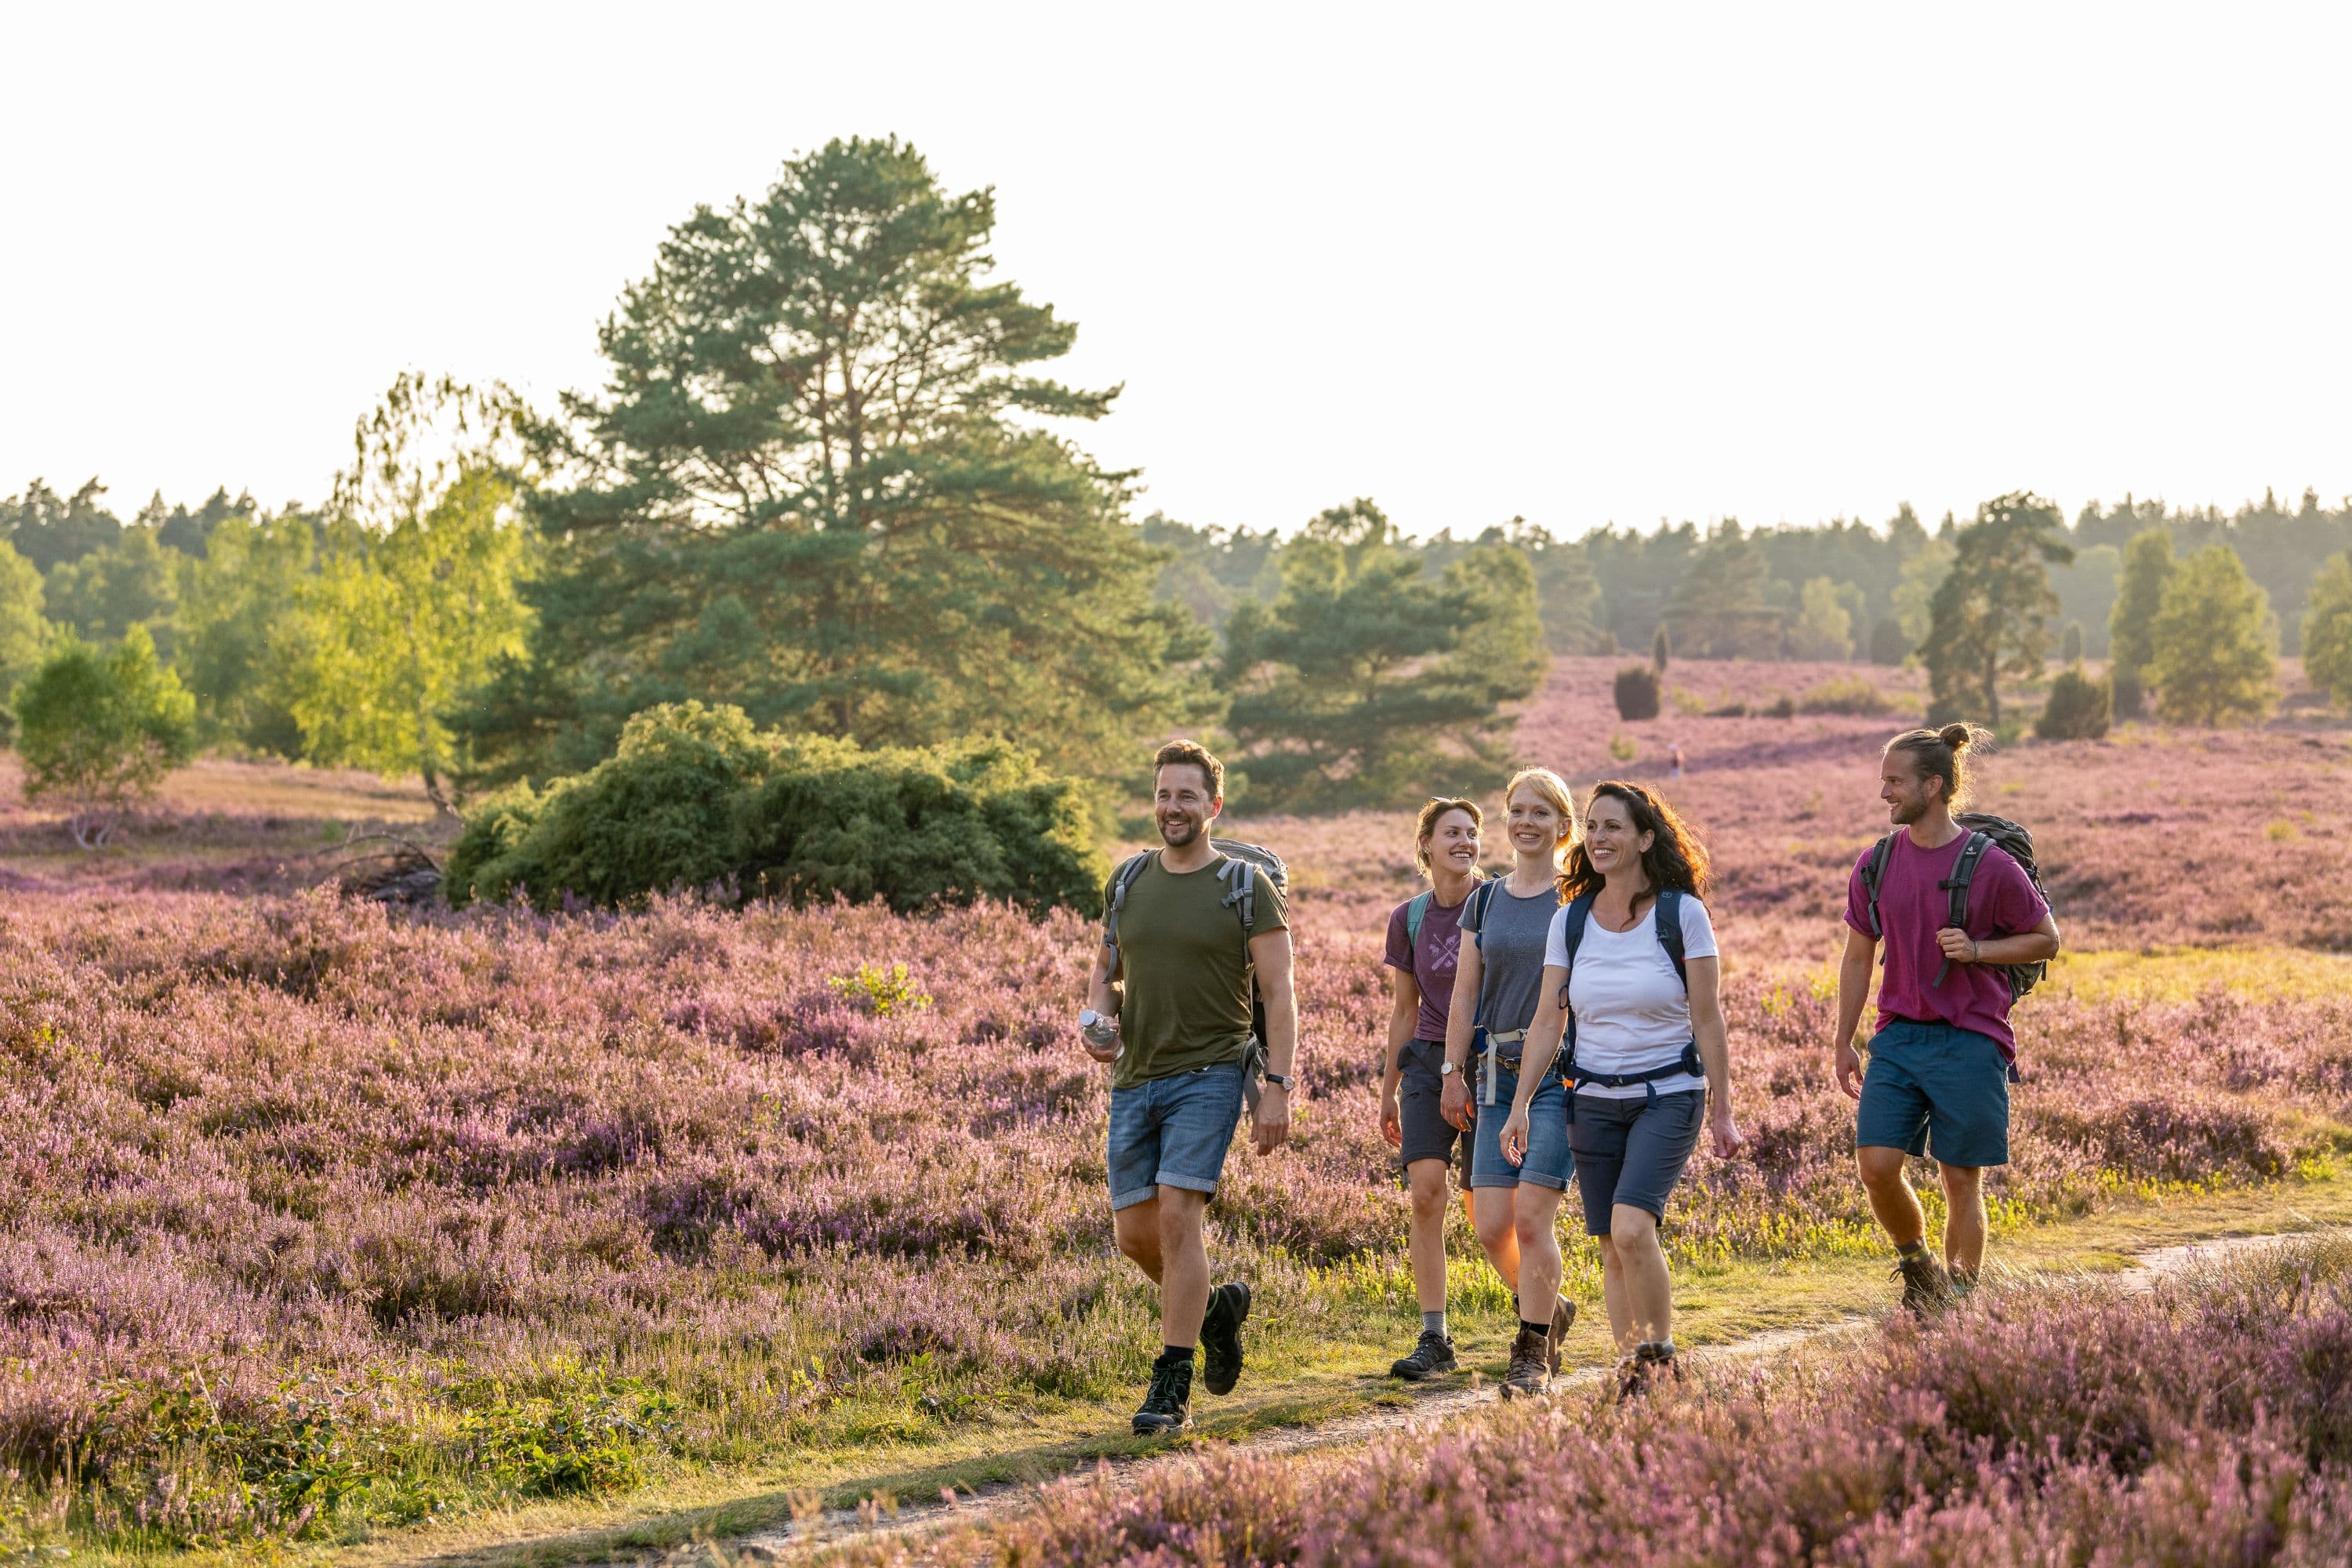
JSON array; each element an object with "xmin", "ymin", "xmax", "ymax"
[
  {"xmin": 1860, "ymin": 814, "xmax": 2053, "ymax": 1001},
  {"xmin": 1101, "ymin": 837, "xmax": 1290, "ymax": 1055}
]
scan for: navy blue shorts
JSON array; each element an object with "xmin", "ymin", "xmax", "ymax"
[
  {"xmin": 1108, "ymin": 1062, "xmax": 1246, "ymax": 1210},
  {"xmin": 1569, "ymin": 1088, "xmax": 1705, "ymax": 1235},
  {"xmin": 1856, "ymin": 1020, "xmax": 2011, "ymax": 1169}
]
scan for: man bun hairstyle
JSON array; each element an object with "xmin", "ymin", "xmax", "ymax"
[
  {"xmin": 1153, "ymin": 738, "xmax": 1225, "ymax": 800},
  {"xmin": 1557, "ymin": 781, "xmax": 1712, "ymax": 902},
  {"xmin": 1885, "ymin": 722, "xmax": 1993, "ymax": 811},
  {"xmin": 1414, "ymin": 796, "xmax": 1483, "ymax": 876}
]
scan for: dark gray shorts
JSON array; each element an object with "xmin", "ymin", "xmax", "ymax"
[
  {"xmin": 1395, "ymin": 1039, "xmax": 1468, "ymax": 1178},
  {"xmin": 1568, "ymin": 1089, "xmax": 1704, "ymax": 1236}
]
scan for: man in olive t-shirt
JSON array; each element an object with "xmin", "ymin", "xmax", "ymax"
[{"xmin": 1083, "ymin": 740, "xmax": 1297, "ymax": 1436}]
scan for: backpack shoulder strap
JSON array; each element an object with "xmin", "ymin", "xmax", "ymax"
[
  {"xmin": 1403, "ymin": 890, "xmax": 1434, "ymax": 949},
  {"xmin": 1218, "ymin": 854, "xmax": 1257, "ymax": 945},
  {"xmin": 1862, "ymin": 833, "xmax": 1896, "ymax": 938},
  {"xmin": 1554, "ymin": 891, "xmax": 1597, "ymax": 1011},
  {"xmin": 1103, "ymin": 851, "xmax": 1156, "ymax": 949},
  {"xmin": 1465, "ymin": 879, "xmax": 1499, "ymax": 948},
  {"xmin": 1654, "ymin": 887, "xmax": 1688, "ymax": 991},
  {"xmin": 1944, "ymin": 831, "xmax": 1991, "ymax": 931}
]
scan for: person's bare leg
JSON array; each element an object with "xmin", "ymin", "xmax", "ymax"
[
  {"xmin": 1511, "ymin": 1184, "xmax": 1566, "ymax": 1325},
  {"xmin": 1406, "ymin": 1160, "xmax": 1450, "ymax": 1312},
  {"xmin": 1856, "ymin": 1145, "xmax": 1927, "ymax": 1249},
  {"xmin": 1595, "ymin": 1235, "xmax": 1631, "ymax": 1347},
  {"xmin": 1472, "ymin": 1185, "xmax": 1521, "ymax": 1295},
  {"xmin": 1114, "ymin": 1196, "xmax": 1163, "ymax": 1284},
  {"xmin": 1939, "ymin": 1163, "xmax": 1987, "ymax": 1279},
  {"xmin": 1155, "ymin": 1188, "xmax": 1213, "ymax": 1348},
  {"xmin": 1609, "ymin": 1205, "xmax": 1674, "ymax": 1348}
]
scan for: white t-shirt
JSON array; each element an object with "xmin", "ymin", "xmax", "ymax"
[{"xmin": 1542, "ymin": 895, "xmax": 1717, "ymax": 1098}]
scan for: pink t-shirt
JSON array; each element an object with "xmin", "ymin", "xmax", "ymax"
[{"xmin": 1843, "ymin": 830, "xmax": 2049, "ymax": 1058}]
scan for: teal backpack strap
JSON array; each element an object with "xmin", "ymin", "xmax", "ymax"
[{"xmin": 1403, "ymin": 890, "xmax": 1434, "ymax": 949}]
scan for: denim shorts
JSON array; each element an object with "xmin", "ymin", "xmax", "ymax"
[
  {"xmin": 1569, "ymin": 1088, "xmax": 1704, "ymax": 1235},
  {"xmin": 1107, "ymin": 1061, "xmax": 1247, "ymax": 1210},
  {"xmin": 1856, "ymin": 1019, "xmax": 2011, "ymax": 1168},
  {"xmin": 1468, "ymin": 1058, "xmax": 1572, "ymax": 1191}
]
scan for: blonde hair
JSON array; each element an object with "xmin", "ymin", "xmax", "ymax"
[
  {"xmin": 1503, "ymin": 767, "xmax": 1578, "ymax": 862},
  {"xmin": 1414, "ymin": 797, "xmax": 1483, "ymax": 877}
]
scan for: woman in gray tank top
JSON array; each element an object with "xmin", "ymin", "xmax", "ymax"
[{"xmin": 1441, "ymin": 767, "xmax": 1579, "ymax": 1400}]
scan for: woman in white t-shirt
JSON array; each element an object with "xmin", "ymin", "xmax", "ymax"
[{"xmin": 1500, "ymin": 780, "xmax": 1742, "ymax": 1398}]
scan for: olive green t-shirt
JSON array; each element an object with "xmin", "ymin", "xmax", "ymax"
[{"xmin": 1109, "ymin": 852, "xmax": 1288, "ymax": 1090}]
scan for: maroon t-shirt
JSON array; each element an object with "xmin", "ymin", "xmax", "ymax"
[
  {"xmin": 1843, "ymin": 831, "xmax": 2049, "ymax": 1058},
  {"xmin": 1383, "ymin": 891, "xmax": 1469, "ymax": 1044}
]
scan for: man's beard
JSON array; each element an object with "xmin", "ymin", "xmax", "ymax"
[
  {"xmin": 1889, "ymin": 795, "xmax": 1925, "ymax": 826},
  {"xmin": 1159, "ymin": 814, "xmax": 1203, "ymax": 847}
]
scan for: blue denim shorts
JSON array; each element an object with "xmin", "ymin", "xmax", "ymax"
[
  {"xmin": 1856, "ymin": 1020, "xmax": 2011, "ymax": 1168},
  {"xmin": 1107, "ymin": 1062, "xmax": 1247, "ymax": 1210},
  {"xmin": 1468, "ymin": 1059, "xmax": 1573, "ymax": 1191}
]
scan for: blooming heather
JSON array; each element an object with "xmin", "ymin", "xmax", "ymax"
[{"xmin": 1, "ymin": 657, "xmax": 2348, "ymax": 1548}]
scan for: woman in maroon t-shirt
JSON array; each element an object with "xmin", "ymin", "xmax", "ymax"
[{"xmin": 1377, "ymin": 797, "xmax": 1490, "ymax": 1381}]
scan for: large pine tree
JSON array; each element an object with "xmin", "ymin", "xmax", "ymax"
[
  {"xmin": 458, "ymin": 138, "xmax": 1211, "ymax": 786},
  {"xmin": 1920, "ymin": 492, "xmax": 2071, "ymax": 727}
]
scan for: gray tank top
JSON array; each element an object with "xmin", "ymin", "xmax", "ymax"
[{"xmin": 1465, "ymin": 877, "xmax": 1565, "ymax": 1035}]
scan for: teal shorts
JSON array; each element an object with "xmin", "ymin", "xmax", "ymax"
[{"xmin": 1855, "ymin": 1020, "xmax": 2011, "ymax": 1169}]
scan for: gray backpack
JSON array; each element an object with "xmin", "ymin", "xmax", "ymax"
[{"xmin": 1861, "ymin": 814, "xmax": 2052, "ymax": 1000}]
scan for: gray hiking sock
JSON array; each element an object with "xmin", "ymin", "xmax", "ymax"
[{"xmin": 1421, "ymin": 1310, "xmax": 1447, "ymax": 1339}]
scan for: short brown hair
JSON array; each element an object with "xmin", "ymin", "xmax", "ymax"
[
  {"xmin": 1884, "ymin": 722, "xmax": 1991, "ymax": 811},
  {"xmin": 1154, "ymin": 739, "xmax": 1224, "ymax": 799}
]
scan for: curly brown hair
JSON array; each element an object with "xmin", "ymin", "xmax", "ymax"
[{"xmin": 1556, "ymin": 780, "xmax": 1712, "ymax": 902}]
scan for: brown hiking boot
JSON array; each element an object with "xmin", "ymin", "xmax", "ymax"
[
  {"xmin": 1895, "ymin": 1250, "xmax": 1955, "ymax": 1319},
  {"xmin": 1499, "ymin": 1325, "xmax": 1549, "ymax": 1400},
  {"xmin": 1548, "ymin": 1294, "xmax": 1577, "ymax": 1376},
  {"xmin": 1615, "ymin": 1340, "xmax": 1680, "ymax": 1403}
]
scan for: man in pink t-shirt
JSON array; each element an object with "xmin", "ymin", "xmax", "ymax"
[{"xmin": 1832, "ymin": 724, "xmax": 2060, "ymax": 1316}]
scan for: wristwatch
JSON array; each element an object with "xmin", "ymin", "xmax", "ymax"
[
  {"xmin": 1439, "ymin": 1060, "xmax": 1459, "ymax": 1076},
  {"xmin": 1262, "ymin": 1071, "xmax": 1296, "ymax": 1091}
]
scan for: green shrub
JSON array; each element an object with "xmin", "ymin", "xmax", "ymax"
[
  {"xmin": 2059, "ymin": 620, "xmax": 2085, "ymax": 663},
  {"xmin": 1762, "ymin": 691, "xmax": 1796, "ymax": 719},
  {"xmin": 2034, "ymin": 666, "xmax": 2111, "ymax": 740},
  {"xmin": 455, "ymin": 1370, "xmax": 677, "ymax": 1498},
  {"xmin": 2111, "ymin": 664, "xmax": 2145, "ymax": 718},
  {"xmin": 1613, "ymin": 664, "xmax": 1661, "ymax": 720},
  {"xmin": 1796, "ymin": 676, "xmax": 1896, "ymax": 716},
  {"xmin": 1867, "ymin": 616, "xmax": 1910, "ymax": 666},
  {"xmin": 445, "ymin": 702, "xmax": 1108, "ymax": 917},
  {"xmin": 12, "ymin": 626, "xmax": 198, "ymax": 847}
]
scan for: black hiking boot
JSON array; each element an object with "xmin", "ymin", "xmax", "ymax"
[
  {"xmin": 1201, "ymin": 1282, "xmax": 1250, "ymax": 1396},
  {"xmin": 1388, "ymin": 1329, "xmax": 1458, "ymax": 1381},
  {"xmin": 1131, "ymin": 1354, "xmax": 1194, "ymax": 1436},
  {"xmin": 1548, "ymin": 1294, "xmax": 1577, "ymax": 1376},
  {"xmin": 1615, "ymin": 1340, "xmax": 1680, "ymax": 1403},
  {"xmin": 1895, "ymin": 1250, "xmax": 1955, "ymax": 1319},
  {"xmin": 1498, "ymin": 1325, "xmax": 1549, "ymax": 1400}
]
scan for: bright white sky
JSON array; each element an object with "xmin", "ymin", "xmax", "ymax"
[{"xmin": 4, "ymin": 2, "xmax": 2348, "ymax": 541}]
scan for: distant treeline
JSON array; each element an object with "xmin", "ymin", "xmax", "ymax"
[
  {"xmin": 1149, "ymin": 490, "xmax": 2352, "ymax": 665},
  {"xmin": 3, "ymin": 134, "xmax": 2347, "ymax": 823}
]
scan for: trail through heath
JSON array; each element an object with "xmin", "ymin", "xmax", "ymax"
[{"xmin": 728, "ymin": 1229, "xmax": 2313, "ymax": 1564}]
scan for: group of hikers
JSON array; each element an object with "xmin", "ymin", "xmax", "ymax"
[{"xmin": 1079, "ymin": 727, "xmax": 2060, "ymax": 1436}]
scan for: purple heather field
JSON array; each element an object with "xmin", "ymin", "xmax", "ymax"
[{"xmin": 2, "ymin": 659, "xmax": 2350, "ymax": 1551}]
